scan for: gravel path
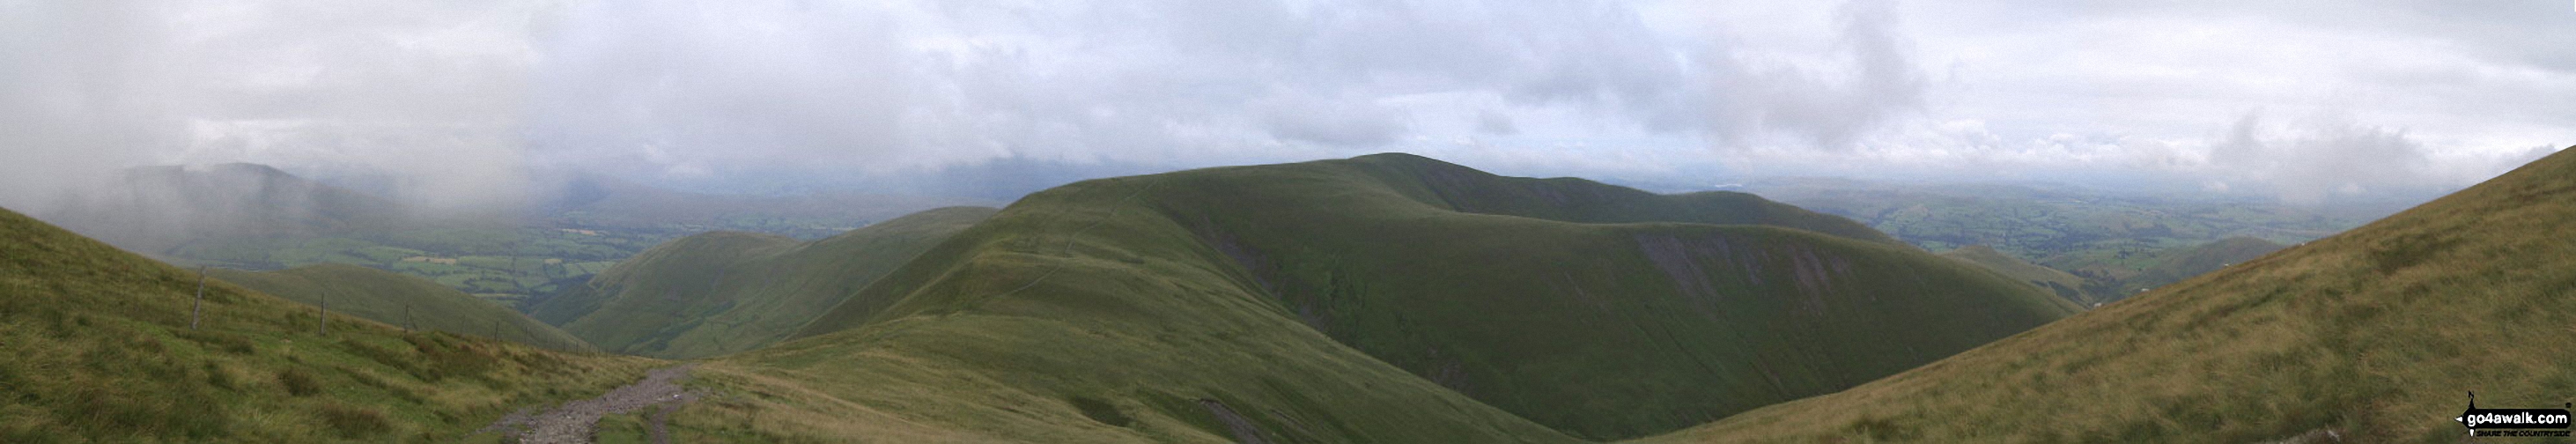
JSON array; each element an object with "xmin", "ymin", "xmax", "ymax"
[{"xmin": 480, "ymin": 363, "xmax": 702, "ymax": 444}]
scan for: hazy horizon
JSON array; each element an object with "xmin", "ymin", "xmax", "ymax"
[{"xmin": 4, "ymin": 0, "xmax": 2567, "ymax": 212}]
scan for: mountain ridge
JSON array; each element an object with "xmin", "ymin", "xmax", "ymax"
[{"xmin": 759, "ymin": 153, "xmax": 2070, "ymax": 440}]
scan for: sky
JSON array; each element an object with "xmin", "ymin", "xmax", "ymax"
[{"xmin": 2, "ymin": 0, "xmax": 2569, "ymax": 210}]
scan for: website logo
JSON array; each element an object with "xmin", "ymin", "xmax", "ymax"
[{"xmin": 2456, "ymin": 392, "xmax": 2572, "ymax": 437}]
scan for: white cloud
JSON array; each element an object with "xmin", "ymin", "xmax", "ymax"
[{"xmin": 1, "ymin": 0, "xmax": 2568, "ymax": 210}]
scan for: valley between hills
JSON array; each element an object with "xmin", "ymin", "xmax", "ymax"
[{"xmin": 4, "ymin": 150, "xmax": 2569, "ymax": 442}]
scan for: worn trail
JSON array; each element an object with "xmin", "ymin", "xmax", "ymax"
[{"xmin": 480, "ymin": 363, "xmax": 701, "ymax": 444}]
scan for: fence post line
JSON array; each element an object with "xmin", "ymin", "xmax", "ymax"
[{"xmin": 190, "ymin": 266, "xmax": 207, "ymax": 329}]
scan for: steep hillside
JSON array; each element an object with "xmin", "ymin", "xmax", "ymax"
[
  {"xmin": 533, "ymin": 206, "xmax": 998, "ymax": 359},
  {"xmin": 208, "ymin": 264, "xmax": 592, "ymax": 352},
  {"xmin": 1941, "ymin": 245, "xmax": 2095, "ymax": 306},
  {"xmin": 1638, "ymin": 146, "xmax": 2576, "ymax": 442},
  {"xmin": 0, "ymin": 205, "xmax": 655, "ymax": 442},
  {"xmin": 759, "ymin": 153, "xmax": 2072, "ymax": 440}
]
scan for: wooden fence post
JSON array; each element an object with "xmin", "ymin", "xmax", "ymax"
[{"xmin": 190, "ymin": 266, "xmax": 207, "ymax": 329}]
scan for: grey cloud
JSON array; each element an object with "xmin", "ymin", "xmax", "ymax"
[
  {"xmin": 1257, "ymin": 94, "xmax": 1409, "ymax": 147},
  {"xmin": 1, "ymin": 1, "xmax": 547, "ymax": 214},
  {"xmin": 1696, "ymin": 0, "xmax": 1927, "ymax": 150},
  {"xmin": 4, "ymin": 0, "xmax": 2565, "ymax": 214},
  {"xmin": 528, "ymin": 1, "xmax": 927, "ymax": 174},
  {"xmin": 1476, "ymin": 109, "xmax": 1520, "ymax": 136},
  {"xmin": 2206, "ymin": 113, "xmax": 2443, "ymax": 204}
]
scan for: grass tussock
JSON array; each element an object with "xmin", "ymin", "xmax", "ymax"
[
  {"xmin": 279, "ymin": 366, "xmax": 323, "ymax": 396},
  {"xmin": 319, "ymin": 403, "xmax": 392, "ymax": 439}
]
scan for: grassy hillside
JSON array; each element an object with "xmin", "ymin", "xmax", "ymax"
[
  {"xmin": 207, "ymin": 264, "xmax": 592, "ymax": 352},
  {"xmin": 1941, "ymin": 245, "xmax": 2095, "ymax": 306},
  {"xmin": 533, "ymin": 206, "xmax": 998, "ymax": 359},
  {"xmin": 1636, "ymin": 146, "xmax": 2576, "ymax": 442},
  {"xmin": 0, "ymin": 205, "xmax": 658, "ymax": 442},
  {"xmin": 756, "ymin": 153, "xmax": 2071, "ymax": 440}
]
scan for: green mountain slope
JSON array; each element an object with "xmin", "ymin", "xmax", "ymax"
[
  {"xmin": 532, "ymin": 206, "xmax": 998, "ymax": 359},
  {"xmin": 750, "ymin": 153, "xmax": 2071, "ymax": 440},
  {"xmin": 0, "ymin": 205, "xmax": 655, "ymax": 442},
  {"xmin": 208, "ymin": 264, "xmax": 592, "ymax": 352},
  {"xmin": 1637, "ymin": 146, "xmax": 2576, "ymax": 442},
  {"xmin": 1941, "ymin": 244, "xmax": 2096, "ymax": 305}
]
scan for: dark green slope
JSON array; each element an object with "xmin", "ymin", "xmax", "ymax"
[
  {"xmin": 1641, "ymin": 147, "xmax": 2576, "ymax": 442},
  {"xmin": 0, "ymin": 205, "xmax": 655, "ymax": 441},
  {"xmin": 208, "ymin": 264, "xmax": 592, "ymax": 352},
  {"xmin": 1941, "ymin": 244, "xmax": 2096, "ymax": 306},
  {"xmin": 534, "ymin": 206, "xmax": 997, "ymax": 359},
  {"xmin": 779, "ymin": 154, "xmax": 2073, "ymax": 440}
]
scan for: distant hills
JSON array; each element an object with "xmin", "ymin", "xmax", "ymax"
[
  {"xmin": 1637, "ymin": 146, "xmax": 2576, "ymax": 441},
  {"xmin": 1945, "ymin": 236, "xmax": 2287, "ymax": 307},
  {"xmin": 208, "ymin": 263, "xmax": 592, "ymax": 352},
  {"xmin": 37, "ymin": 163, "xmax": 407, "ymax": 257},
  {"xmin": 1940, "ymin": 244, "xmax": 2092, "ymax": 303},
  {"xmin": 693, "ymin": 153, "xmax": 2072, "ymax": 440},
  {"xmin": 2051, "ymin": 235, "xmax": 2287, "ymax": 301},
  {"xmin": 25, "ymin": 162, "xmax": 991, "ymax": 307},
  {"xmin": 1746, "ymin": 177, "xmax": 2372, "ymax": 260},
  {"xmin": 531, "ymin": 206, "xmax": 998, "ymax": 359},
  {"xmin": 0, "ymin": 204, "xmax": 656, "ymax": 441},
  {"xmin": 543, "ymin": 174, "xmax": 1002, "ymax": 240}
]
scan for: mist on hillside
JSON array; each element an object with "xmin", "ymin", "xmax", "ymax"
[{"xmin": 3, "ymin": 0, "xmax": 2569, "ymax": 229}]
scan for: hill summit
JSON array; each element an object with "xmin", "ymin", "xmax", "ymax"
[{"xmin": 698, "ymin": 152, "xmax": 2074, "ymax": 440}]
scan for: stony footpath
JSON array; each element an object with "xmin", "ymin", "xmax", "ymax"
[{"xmin": 480, "ymin": 363, "xmax": 702, "ymax": 444}]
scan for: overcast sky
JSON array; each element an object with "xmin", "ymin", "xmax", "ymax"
[{"xmin": 3, "ymin": 0, "xmax": 2568, "ymax": 209}]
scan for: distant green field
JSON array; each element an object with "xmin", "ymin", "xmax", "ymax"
[
  {"xmin": 162, "ymin": 226, "xmax": 668, "ymax": 309},
  {"xmin": 208, "ymin": 264, "xmax": 593, "ymax": 352}
]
